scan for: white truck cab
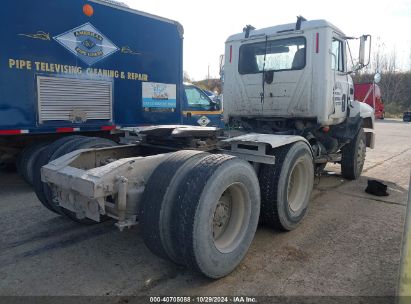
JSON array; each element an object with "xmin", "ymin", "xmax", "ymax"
[{"xmin": 223, "ymin": 18, "xmax": 373, "ymax": 129}]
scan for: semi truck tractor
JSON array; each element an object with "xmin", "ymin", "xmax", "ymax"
[
  {"xmin": 0, "ymin": 0, "xmax": 223, "ymax": 175},
  {"xmin": 38, "ymin": 16, "xmax": 376, "ymax": 278}
]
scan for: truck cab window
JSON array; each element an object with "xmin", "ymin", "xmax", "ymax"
[
  {"xmin": 331, "ymin": 38, "xmax": 344, "ymax": 72},
  {"xmin": 239, "ymin": 37, "xmax": 306, "ymax": 74},
  {"xmin": 185, "ymin": 86, "xmax": 212, "ymax": 109}
]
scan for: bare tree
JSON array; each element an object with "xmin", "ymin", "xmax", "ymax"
[
  {"xmin": 183, "ymin": 71, "xmax": 192, "ymax": 83},
  {"xmin": 378, "ymin": 48, "xmax": 407, "ymax": 104},
  {"xmin": 370, "ymin": 36, "xmax": 385, "ymax": 73}
]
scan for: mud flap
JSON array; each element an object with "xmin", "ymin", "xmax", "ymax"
[{"xmin": 329, "ymin": 114, "xmax": 362, "ymax": 143}]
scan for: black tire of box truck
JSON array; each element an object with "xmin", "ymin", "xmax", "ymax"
[
  {"xmin": 259, "ymin": 142, "xmax": 314, "ymax": 231},
  {"xmin": 33, "ymin": 135, "xmax": 85, "ymax": 214},
  {"xmin": 169, "ymin": 154, "xmax": 260, "ymax": 279},
  {"xmin": 17, "ymin": 142, "xmax": 50, "ymax": 185},
  {"xmin": 140, "ymin": 150, "xmax": 209, "ymax": 263},
  {"xmin": 341, "ymin": 128, "xmax": 366, "ymax": 180},
  {"xmin": 16, "ymin": 151, "xmax": 24, "ymax": 176},
  {"xmin": 43, "ymin": 137, "xmax": 118, "ymax": 224}
]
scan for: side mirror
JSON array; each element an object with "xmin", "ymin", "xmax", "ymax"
[
  {"xmin": 374, "ymin": 72, "xmax": 381, "ymax": 84},
  {"xmin": 359, "ymin": 36, "xmax": 366, "ymax": 66},
  {"xmin": 211, "ymin": 101, "xmax": 220, "ymax": 111},
  {"xmin": 358, "ymin": 35, "xmax": 371, "ymax": 68}
]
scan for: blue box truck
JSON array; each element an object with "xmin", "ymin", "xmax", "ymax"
[{"xmin": 0, "ymin": 0, "xmax": 223, "ymax": 174}]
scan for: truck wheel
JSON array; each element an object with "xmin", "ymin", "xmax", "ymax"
[
  {"xmin": 44, "ymin": 137, "xmax": 118, "ymax": 224},
  {"xmin": 259, "ymin": 142, "xmax": 314, "ymax": 231},
  {"xmin": 341, "ymin": 128, "xmax": 366, "ymax": 180},
  {"xmin": 170, "ymin": 154, "xmax": 260, "ymax": 278},
  {"xmin": 24, "ymin": 143, "xmax": 50, "ymax": 185},
  {"xmin": 140, "ymin": 150, "xmax": 209, "ymax": 263},
  {"xmin": 18, "ymin": 142, "xmax": 49, "ymax": 185},
  {"xmin": 33, "ymin": 136, "xmax": 85, "ymax": 214}
]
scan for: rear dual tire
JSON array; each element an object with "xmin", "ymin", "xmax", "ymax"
[
  {"xmin": 141, "ymin": 152, "xmax": 261, "ymax": 278},
  {"xmin": 172, "ymin": 155, "xmax": 260, "ymax": 278},
  {"xmin": 140, "ymin": 150, "xmax": 210, "ymax": 263}
]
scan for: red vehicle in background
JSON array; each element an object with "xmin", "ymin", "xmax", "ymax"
[{"xmin": 354, "ymin": 83, "xmax": 385, "ymax": 119}]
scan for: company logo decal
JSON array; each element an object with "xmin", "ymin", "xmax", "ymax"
[{"xmin": 54, "ymin": 23, "xmax": 119, "ymax": 66}]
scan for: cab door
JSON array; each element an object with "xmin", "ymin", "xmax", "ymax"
[
  {"xmin": 329, "ymin": 34, "xmax": 351, "ymax": 122},
  {"xmin": 182, "ymin": 85, "xmax": 223, "ymax": 127}
]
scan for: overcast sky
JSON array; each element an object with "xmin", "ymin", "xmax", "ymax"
[{"xmin": 123, "ymin": 0, "xmax": 411, "ymax": 80}]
